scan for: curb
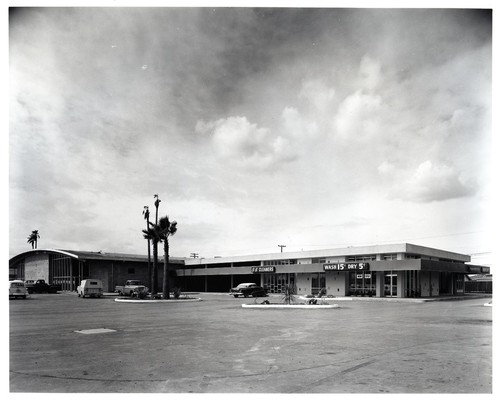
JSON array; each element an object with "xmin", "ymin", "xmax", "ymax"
[
  {"xmin": 242, "ymin": 303, "xmax": 340, "ymax": 309},
  {"xmin": 114, "ymin": 297, "xmax": 202, "ymax": 303}
]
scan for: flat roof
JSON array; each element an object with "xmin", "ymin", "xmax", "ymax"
[
  {"xmin": 9, "ymin": 243, "xmax": 472, "ymax": 267},
  {"xmin": 185, "ymin": 243, "xmax": 471, "ymax": 265}
]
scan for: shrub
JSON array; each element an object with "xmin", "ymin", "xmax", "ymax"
[{"xmin": 281, "ymin": 284, "xmax": 297, "ymax": 305}]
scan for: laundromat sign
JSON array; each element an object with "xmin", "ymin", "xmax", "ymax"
[
  {"xmin": 251, "ymin": 266, "xmax": 276, "ymax": 273},
  {"xmin": 323, "ymin": 262, "xmax": 370, "ymax": 271}
]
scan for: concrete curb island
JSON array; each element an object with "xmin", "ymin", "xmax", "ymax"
[
  {"xmin": 114, "ymin": 297, "xmax": 202, "ymax": 303},
  {"xmin": 242, "ymin": 303, "xmax": 340, "ymax": 309}
]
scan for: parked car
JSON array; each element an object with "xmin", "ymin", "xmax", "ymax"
[
  {"xmin": 229, "ymin": 283, "xmax": 268, "ymax": 298},
  {"xmin": 77, "ymin": 279, "xmax": 103, "ymax": 298},
  {"xmin": 9, "ymin": 280, "xmax": 29, "ymax": 299},
  {"xmin": 25, "ymin": 279, "xmax": 61, "ymax": 294},
  {"xmin": 114, "ymin": 280, "xmax": 148, "ymax": 296}
]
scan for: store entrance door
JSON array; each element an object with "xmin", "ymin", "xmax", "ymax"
[{"xmin": 384, "ymin": 271, "xmax": 398, "ymax": 297}]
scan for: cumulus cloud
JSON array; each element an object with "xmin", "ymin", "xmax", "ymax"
[
  {"xmin": 409, "ymin": 160, "xmax": 475, "ymax": 202},
  {"xmin": 379, "ymin": 160, "xmax": 476, "ymax": 202},
  {"xmin": 281, "ymin": 107, "xmax": 318, "ymax": 139},
  {"xmin": 196, "ymin": 116, "xmax": 297, "ymax": 170},
  {"xmin": 333, "ymin": 90, "xmax": 383, "ymax": 140}
]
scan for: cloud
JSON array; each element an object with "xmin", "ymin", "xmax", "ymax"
[
  {"xmin": 379, "ymin": 160, "xmax": 476, "ymax": 202},
  {"xmin": 8, "ymin": 8, "xmax": 491, "ymax": 258},
  {"xmin": 333, "ymin": 90, "xmax": 383, "ymax": 140},
  {"xmin": 409, "ymin": 160, "xmax": 476, "ymax": 202},
  {"xmin": 281, "ymin": 107, "xmax": 318, "ymax": 139},
  {"xmin": 377, "ymin": 161, "xmax": 396, "ymax": 176},
  {"xmin": 196, "ymin": 116, "xmax": 297, "ymax": 170}
]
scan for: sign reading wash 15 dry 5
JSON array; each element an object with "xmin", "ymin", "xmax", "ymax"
[{"xmin": 323, "ymin": 262, "xmax": 370, "ymax": 271}]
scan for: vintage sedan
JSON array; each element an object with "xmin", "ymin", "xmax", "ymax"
[
  {"xmin": 229, "ymin": 283, "xmax": 268, "ymax": 298},
  {"xmin": 9, "ymin": 280, "xmax": 29, "ymax": 299}
]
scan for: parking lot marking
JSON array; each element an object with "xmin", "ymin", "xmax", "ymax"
[{"xmin": 74, "ymin": 328, "xmax": 117, "ymax": 335}]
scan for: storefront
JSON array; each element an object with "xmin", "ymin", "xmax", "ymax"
[{"xmin": 9, "ymin": 243, "xmax": 489, "ymax": 297}]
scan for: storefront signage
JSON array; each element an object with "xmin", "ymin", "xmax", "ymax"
[
  {"xmin": 323, "ymin": 262, "xmax": 370, "ymax": 271},
  {"xmin": 251, "ymin": 266, "xmax": 276, "ymax": 273}
]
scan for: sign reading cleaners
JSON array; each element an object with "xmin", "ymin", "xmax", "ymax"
[
  {"xmin": 251, "ymin": 266, "xmax": 276, "ymax": 273},
  {"xmin": 323, "ymin": 262, "xmax": 370, "ymax": 271}
]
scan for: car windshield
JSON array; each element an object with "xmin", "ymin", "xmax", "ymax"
[{"xmin": 11, "ymin": 282, "xmax": 24, "ymax": 287}]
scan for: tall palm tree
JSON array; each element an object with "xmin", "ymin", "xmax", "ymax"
[
  {"xmin": 142, "ymin": 206, "xmax": 152, "ymax": 290},
  {"xmin": 142, "ymin": 223, "xmax": 161, "ymax": 295},
  {"xmin": 26, "ymin": 230, "xmax": 40, "ymax": 249},
  {"xmin": 158, "ymin": 216, "xmax": 177, "ymax": 299}
]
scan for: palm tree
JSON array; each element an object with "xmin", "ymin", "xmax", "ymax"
[
  {"xmin": 158, "ymin": 216, "xmax": 177, "ymax": 299},
  {"xmin": 26, "ymin": 230, "xmax": 40, "ymax": 249},
  {"xmin": 142, "ymin": 223, "xmax": 161, "ymax": 296},
  {"xmin": 142, "ymin": 206, "xmax": 152, "ymax": 290}
]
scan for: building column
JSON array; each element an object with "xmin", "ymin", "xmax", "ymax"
[
  {"xmin": 375, "ymin": 272, "xmax": 384, "ymax": 297},
  {"xmin": 397, "ymin": 271, "xmax": 405, "ymax": 298}
]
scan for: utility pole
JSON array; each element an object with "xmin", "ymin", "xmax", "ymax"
[
  {"xmin": 190, "ymin": 253, "xmax": 199, "ymax": 259},
  {"xmin": 278, "ymin": 244, "xmax": 286, "ymax": 253}
]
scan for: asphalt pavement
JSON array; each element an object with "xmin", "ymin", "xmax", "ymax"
[{"xmin": 9, "ymin": 292, "xmax": 492, "ymax": 393}]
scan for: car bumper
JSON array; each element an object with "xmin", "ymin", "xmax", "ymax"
[{"xmin": 9, "ymin": 293, "xmax": 28, "ymax": 298}]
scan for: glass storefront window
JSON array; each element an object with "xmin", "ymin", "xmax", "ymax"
[
  {"xmin": 311, "ymin": 273, "xmax": 326, "ymax": 295},
  {"xmin": 263, "ymin": 273, "xmax": 295, "ymax": 294},
  {"xmin": 405, "ymin": 270, "xmax": 420, "ymax": 297},
  {"xmin": 348, "ymin": 271, "xmax": 376, "ymax": 296},
  {"xmin": 384, "ymin": 271, "xmax": 397, "ymax": 297}
]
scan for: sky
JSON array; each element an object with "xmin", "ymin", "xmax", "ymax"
[{"xmin": 8, "ymin": 5, "xmax": 493, "ymax": 266}]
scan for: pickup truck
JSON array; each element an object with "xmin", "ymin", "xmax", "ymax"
[
  {"xmin": 114, "ymin": 280, "xmax": 148, "ymax": 296},
  {"xmin": 25, "ymin": 279, "xmax": 61, "ymax": 294}
]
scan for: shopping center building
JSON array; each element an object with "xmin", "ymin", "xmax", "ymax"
[{"xmin": 9, "ymin": 243, "xmax": 489, "ymax": 298}]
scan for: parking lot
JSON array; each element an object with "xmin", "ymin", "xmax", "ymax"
[{"xmin": 9, "ymin": 292, "xmax": 492, "ymax": 393}]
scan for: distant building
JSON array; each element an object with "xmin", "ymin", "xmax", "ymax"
[
  {"xmin": 9, "ymin": 243, "xmax": 489, "ymax": 298},
  {"xmin": 8, "ymin": 249, "xmax": 184, "ymax": 293},
  {"xmin": 465, "ymin": 273, "xmax": 493, "ymax": 293}
]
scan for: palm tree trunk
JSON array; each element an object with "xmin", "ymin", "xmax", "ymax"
[
  {"xmin": 147, "ymin": 240, "xmax": 151, "ymax": 291},
  {"xmin": 151, "ymin": 241, "xmax": 158, "ymax": 295},
  {"xmin": 162, "ymin": 240, "xmax": 170, "ymax": 299}
]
